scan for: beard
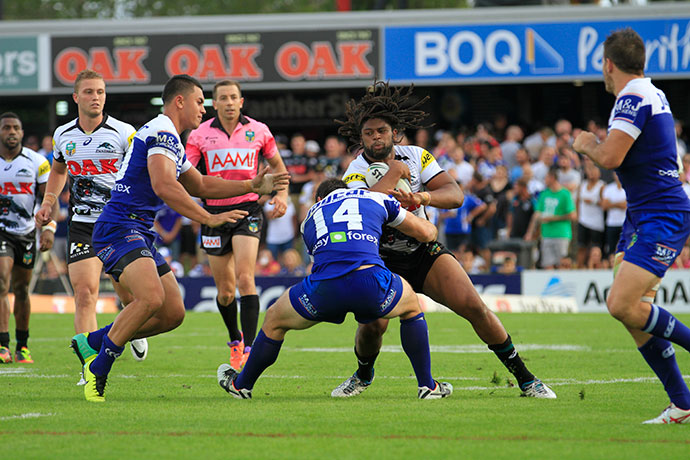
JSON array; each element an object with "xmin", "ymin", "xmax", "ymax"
[
  {"xmin": 362, "ymin": 141, "xmax": 394, "ymax": 161},
  {"xmin": 1, "ymin": 138, "xmax": 19, "ymax": 150}
]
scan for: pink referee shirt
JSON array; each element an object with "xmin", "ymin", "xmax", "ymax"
[{"xmin": 186, "ymin": 114, "xmax": 279, "ymax": 206}]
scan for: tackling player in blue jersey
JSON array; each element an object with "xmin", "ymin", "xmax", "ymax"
[
  {"xmin": 216, "ymin": 178, "xmax": 453, "ymax": 399},
  {"xmin": 574, "ymin": 28, "xmax": 690, "ymax": 424},
  {"xmin": 74, "ymin": 75, "xmax": 289, "ymax": 402}
]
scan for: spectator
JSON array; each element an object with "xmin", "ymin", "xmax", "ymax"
[
  {"xmin": 496, "ymin": 252, "xmax": 518, "ymax": 274},
  {"xmin": 509, "ymin": 147, "xmax": 530, "ymax": 183},
  {"xmin": 556, "ymin": 148, "xmax": 582, "ymax": 196},
  {"xmin": 38, "ymin": 134, "xmax": 53, "ymax": 164},
  {"xmin": 256, "ymin": 248, "xmax": 281, "ymax": 276},
  {"xmin": 153, "ymin": 203, "xmax": 183, "ymax": 258},
  {"xmin": 460, "ymin": 249, "xmax": 487, "ymax": 274},
  {"xmin": 531, "ymin": 145, "xmax": 556, "ymax": 185},
  {"xmin": 489, "ymin": 165, "xmax": 512, "ymax": 237},
  {"xmin": 550, "ymin": 119, "xmax": 573, "ymax": 150},
  {"xmin": 477, "ymin": 144, "xmax": 504, "ymax": 180},
  {"xmin": 585, "ymin": 246, "xmax": 607, "ymax": 270},
  {"xmin": 525, "ymin": 167, "xmax": 577, "ymax": 269},
  {"xmin": 671, "ymin": 245, "xmax": 690, "ymax": 269},
  {"xmin": 601, "ymin": 172, "xmax": 627, "ymax": 259},
  {"xmin": 279, "ymin": 248, "xmax": 306, "ymax": 277},
  {"xmin": 23, "ymin": 134, "xmax": 39, "ymax": 152},
  {"xmin": 439, "ymin": 145, "xmax": 474, "ymax": 187},
  {"xmin": 505, "ymin": 177, "xmax": 535, "ymax": 239},
  {"xmin": 676, "ymin": 119, "xmax": 687, "ymax": 156},
  {"xmin": 523, "ymin": 126, "xmax": 554, "ymax": 161},
  {"xmin": 469, "ymin": 172, "xmax": 497, "ymax": 264},
  {"xmin": 500, "ymin": 125, "xmax": 524, "ymax": 171},
  {"xmin": 264, "ymin": 198, "xmax": 297, "ymax": 260},
  {"xmin": 440, "ymin": 184, "xmax": 486, "ymax": 253},
  {"xmin": 158, "ymin": 246, "xmax": 184, "ymax": 278},
  {"xmin": 321, "ymin": 135, "xmax": 346, "ymax": 178},
  {"xmin": 283, "ymin": 133, "xmax": 311, "ymax": 196},
  {"xmin": 576, "ymin": 160, "xmax": 605, "ymax": 268},
  {"xmin": 414, "ymin": 128, "xmax": 431, "ymax": 151}
]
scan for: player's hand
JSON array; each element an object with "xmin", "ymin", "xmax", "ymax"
[
  {"xmin": 35, "ymin": 204, "xmax": 53, "ymax": 227},
  {"xmin": 573, "ymin": 131, "xmax": 598, "ymax": 155},
  {"xmin": 387, "ymin": 160, "xmax": 411, "ymax": 181},
  {"xmin": 266, "ymin": 194, "xmax": 288, "ymax": 219},
  {"xmin": 389, "ymin": 188, "xmax": 420, "ymax": 210},
  {"xmin": 251, "ymin": 165, "xmax": 290, "ymax": 196},
  {"xmin": 205, "ymin": 210, "xmax": 248, "ymax": 228},
  {"xmin": 39, "ymin": 229, "xmax": 55, "ymax": 252}
]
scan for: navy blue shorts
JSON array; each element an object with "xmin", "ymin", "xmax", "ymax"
[
  {"xmin": 93, "ymin": 221, "xmax": 170, "ymax": 282},
  {"xmin": 288, "ymin": 266, "xmax": 404, "ymax": 324},
  {"xmin": 616, "ymin": 210, "xmax": 690, "ymax": 278}
]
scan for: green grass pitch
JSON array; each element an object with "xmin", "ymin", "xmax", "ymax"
[{"xmin": 1, "ymin": 312, "xmax": 689, "ymax": 459}]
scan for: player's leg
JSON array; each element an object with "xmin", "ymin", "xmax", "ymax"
[
  {"xmin": 0, "ymin": 255, "xmax": 13, "ymax": 363},
  {"xmin": 68, "ymin": 257, "xmax": 102, "ymax": 333},
  {"xmin": 218, "ymin": 287, "xmax": 317, "ymax": 398},
  {"xmin": 232, "ymin": 233, "xmax": 261, "ymax": 354},
  {"xmin": 208, "ymin": 250, "xmax": 244, "ymax": 363},
  {"xmin": 424, "ymin": 253, "xmax": 555, "ymax": 398},
  {"xmin": 10, "ymin": 264, "xmax": 33, "ymax": 363}
]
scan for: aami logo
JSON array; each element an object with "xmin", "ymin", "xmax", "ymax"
[
  {"xmin": 67, "ymin": 159, "xmax": 118, "ymax": 176},
  {"xmin": 0, "ymin": 182, "xmax": 33, "ymax": 195},
  {"xmin": 202, "ymin": 235, "xmax": 221, "ymax": 248},
  {"xmin": 208, "ymin": 148, "xmax": 255, "ymax": 172}
]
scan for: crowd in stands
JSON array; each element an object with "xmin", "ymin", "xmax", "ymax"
[{"xmin": 29, "ymin": 116, "xmax": 690, "ymax": 279}]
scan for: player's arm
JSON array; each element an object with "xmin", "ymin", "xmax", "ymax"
[
  {"xmin": 178, "ymin": 162, "xmax": 289, "ymax": 199},
  {"xmin": 36, "ymin": 182, "xmax": 57, "ymax": 252},
  {"xmin": 573, "ymin": 129, "xmax": 635, "ymax": 169},
  {"xmin": 390, "ymin": 208, "xmax": 438, "ymax": 243},
  {"xmin": 265, "ymin": 153, "xmax": 289, "ymax": 218},
  {"xmin": 35, "ymin": 160, "xmax": 67, "ymax": 226}
]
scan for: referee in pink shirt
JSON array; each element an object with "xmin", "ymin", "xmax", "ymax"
[{"xmin": 186, "ymin": 80, "xmax": 289, "ymax": 369}]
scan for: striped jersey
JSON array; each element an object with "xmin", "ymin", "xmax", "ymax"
[
  {"xmin": 608, "ymin": 77, "xmax": 690, "ymax": 212},
  {"xmin": 52, "ymin": 114, "xmax": 135, "ymax": 223},
  {"xmin": 0, "ymin": 147, "xmax": 50, "ymax": 235},
  {"xmin": 342, "ymin": 145, "xmax": 444, "ymax": 253},
  {"xmin": 99, "ymin": 114, "xmax": 192, "ymax": 229},
  {"xmin": 301, "ymin": 188, "xmax": 406, "ymax": 280},
  {"xmin": 186, "ymin": 114, "xmax": 279, "ymax": 207}
]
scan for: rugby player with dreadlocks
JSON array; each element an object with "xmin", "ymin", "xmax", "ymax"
[{"xmin": 334, "ymin": 81, "xmax": 556, "ymax": 399}]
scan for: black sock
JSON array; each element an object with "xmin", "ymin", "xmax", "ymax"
[
  {"xmin": 488, "ymin": 335, "xmax": 535, "ymax": 389},
  {"xmin": 0, "ymin": 331, "xmax": 9, "ymax": 348},
  {"xmin": 240, "ymin": 295, "xmax": 260, "ymax": 348},
  {"xmin": 355, "ymin": 347, "xmax": 379, "ymax": 382},
  {"xmin": 217, "ymin": 297, "xmax": 242, "ymax": 342},
  {"xmin": 15, "ymin": 329, "xmax": 29, "ymax": 350}
]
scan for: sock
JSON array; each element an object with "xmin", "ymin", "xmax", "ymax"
[
  {"xmin": 15, "ymin": 329, "xmax": 29, "ymax": 350},
  {"xmin": 643, "ymin": 304, "xmax": 690, "ymax": 352},
  {"xmin": 0, "ymin": 331, "xmax": 10, "ymax": 348},
  {"xmin": 355, "ymin": 348, "xmax": 379, "ymax": 383},
  {"xmin": 217, "ymin": 297, "xmax": 242, "ymax": 342},
  {"xmin": 87, "ymin": 323, "xmax": 113, "ymax": 351},
  {"xmin": 400, "ymin": 313, "xmax": 435, "ymax": 388},
  {"xmin": 89, "ymin": 334, "xmax": 124, "ymax": 377},
  {"xmin": 488, "ymin": 335, "xmax": 535, "ymax": 389},
  {"xmin": 638, "ymin": 336, "xmax": 690, "ymax": 410},
  {"xmin": 239, "ymin": 295, "xmax": 260, "ymax": 348},
  {"xmin": 235, "ymin": 329, "xmax": 282, "ymax": 390}
]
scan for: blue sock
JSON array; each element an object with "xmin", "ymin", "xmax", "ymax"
[
  {"xmin": 643, "ymin": 305, "xmax": 690, "ymax": 352},
  {"xmin": 638, "ymin": 336, "xmax": 690, "ymax": 410},
  {"xmin": 89, "ymin": 334, "xmax": 124, "ymax": 377},
  {"xmin": 235, "ymin": 330, "xmax": 282, "ymax": 390},
  {"xmin": 87, "ymin": 323, "xmax": 112, "ymax": 351},
  {"xmin": 400, "ymin": 313, "xmax": 435, "ymax": 388}
]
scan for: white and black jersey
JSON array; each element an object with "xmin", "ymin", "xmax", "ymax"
[
  {"xmin": 0, "ymin": 147, "xmax": 50, "ymax": 235},
  {"xmin": 342, "ymin": 145, "xmax": 444, "ymax": 254},
  {"xmin": 52, "ymin": 114, "xmax": 135, "ymax": 224}
]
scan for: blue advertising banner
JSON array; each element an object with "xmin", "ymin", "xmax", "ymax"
[{"xmin": 384, "ymin": 17, "xmax": 690, "ymax": 83}]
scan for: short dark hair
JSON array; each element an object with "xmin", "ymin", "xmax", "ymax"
[
  {"xmin": 212, "ymin": 80, "xmax": 241, "ymax": 100},
  {"xmin": 316, "ymin": 178, "xmax": 348, "ymax": 200},
  {"xmin": 547, "ymin": 165, "xmax": 560, "ymax": 180},
  {"xmin": 162, "ymin": 74, "xmax": 203, "ymax": 104},
  {"xmin": 604, "ymin": 28, "xmax": 645, "ymax": 75},
  {"xmin": 73, "ymin": 69, "xmax": 104, "ymax": 93},
  {"xmin": 0, "ymin": 112, "xmax": 20, "ymax": 122}
]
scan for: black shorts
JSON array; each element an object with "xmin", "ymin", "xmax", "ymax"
[
  {"xmin": 577, "ymin": 223, "xmax": 604, "ymax": 249},
  {"xmin": 380, "ymin": 241, "xmax": 454, "ymax": 292},
  {"xmin": 0, "ymin": 229, "xmax": 37, "ymax": 269},
  {"xmin": 200, "ymin": 202, "xmax": 263, "ymax": 256},
  {"xmin": 67, "ymin": 221, "xmax": 98, "ymax": 264}
]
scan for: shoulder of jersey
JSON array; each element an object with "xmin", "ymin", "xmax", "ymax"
[
  {"xmin": 53, "ymin": 119, "xmax": 78, "ymax": 138},
  {"xmin": 394, "ymin": 144, "xmax": 425, "ymax": 156},
  {"xmin": 106, "ymin": 116, "xmax": 136, "ymax": 134}
]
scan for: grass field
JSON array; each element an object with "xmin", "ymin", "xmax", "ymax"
[{"xmin": 2, "ymin": 312, "xmax": 689, "ymax": 459}]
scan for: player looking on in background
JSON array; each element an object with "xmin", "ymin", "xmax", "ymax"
[
  {"xmin": 217, "ymin": 178, "xmax": 452, "ymax": 400},
  {"xmin": 186, "ymin": 80, "xmax": 289, "ymax": 370},
  {"xmin": 74, "ymin": 75, "xmax": 289, "ymax": 402},
  {"xmin": 336, "ymin": 81, "xmax": 556, "ymax": 399},
  {"xmin": 0, "ymin": 112, "xmax": 55, "ymax": 365},
  {"xmin": 573, "ymin": 28, "xmax": 690, "ymax": 424},
  {"xmin": 34, "ymin": 69, "xmax": 150, "ymax": 371}
]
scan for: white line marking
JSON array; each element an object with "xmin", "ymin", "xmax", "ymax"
[{"xmin": 0, "ymin": 412, "xmax": 55, "ymax": 421}]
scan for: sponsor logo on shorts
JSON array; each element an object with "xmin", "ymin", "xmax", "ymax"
[
  {"xmin": 22, "ymin": 251, "xmax": 33, "ymax": 265},
  {"xmin": 298, "ymin": 293, "xmax": 318, "ymax": 317},
  {"xmin": 140, "ymin": 249, "xmax": 152, "ymax": 257},
  {"xmin": 248, "ymin": 217, "xmax": 260, "ymax": 233},
  {"xmin": 627, "ymin": 233, "xmax": 637, "ymax": 250},
  {"xmin": 652, "ymin": 243, "xmax": 677, "ymax": 266},
  {"xmin": 427, "ymin": 242, "xmax": 442, "ymax": 256},
  {"xmin": 70, "ymin": 242, "xmax": 91, "ymax": 256},
  {"xmin": 97, "ymin": 245, "xmax": 114, "ymax": 261},
  {"xmin": 125, "ymin": 234, "xmax": 144, "ymax": 243},
  {"xmin": 379, "ymin": 287, "xmax": 397, "ymax": 312},
  {"xmin": 202, "ymin": 235, "xmax": 221, "ymax": 248}
]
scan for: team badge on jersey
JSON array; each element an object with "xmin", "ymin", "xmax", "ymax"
[
  {"xmin": 245, "ymin": 130, "xmax": 255, "ymax": 142},
  {"xmin": 66, "ymin": 141, "xmax": 76, "ymax": 156}
]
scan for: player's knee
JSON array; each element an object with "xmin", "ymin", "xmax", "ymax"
[
  {"xmin": 359, "ymin": 319, "xmax": 388, "ymax": 339},
  {"xmin": 168, "ymin": 305, "xmax": 185, "ymax": 329},
  {"xmin": 0, "ymin": 277, "xmax": 10, "ymax": 295},
  {"xmin": 12, "ymin": 283, "xmax": 29, "ymax": 302},
  {"xmin": 605, "ymin": 293, "xmax": 630, "ymax": 323},
  {"xmin": 217, "ymin": 292, "xmax": 236, "ymax": 306},
  {"xmin": 236, "ymin": 273, "xmax": 255, "ymax": 292}
]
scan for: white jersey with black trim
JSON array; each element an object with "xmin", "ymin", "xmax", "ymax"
[
  {"xmin": 0, "ymin": 147, "xmax": 50, "ymax": 235},
  {"xmin": 52, "ymin": 114, "xmax": 135, "ymax": 223},
  {"xmin": 342, "ymin": 144, "xmax": 444, "ymax": 254}
]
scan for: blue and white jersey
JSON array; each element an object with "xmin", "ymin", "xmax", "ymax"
[
  {"xmin": 301, "ymin": 188, "xmax": 407, "ymax": 281},
  {"xmin": 99, "ymin": 114, "xmax": 192, "ymax": 228},
  {"xmin": 608, "ymin": 77, "xmax": 690, "ymax": 212}
]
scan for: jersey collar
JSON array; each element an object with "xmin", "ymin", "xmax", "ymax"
[
  {"xmin": 76, "ymin": 113, "xmax": 109, "ymax": 134},
  {"xmin": 210, "ymin": 113, "xmax": 250, "ymax": 139}
]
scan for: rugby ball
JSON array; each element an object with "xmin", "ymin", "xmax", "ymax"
[{"xmin": 364, "ymin": 162, "xmax": 412, "ymax": 194}]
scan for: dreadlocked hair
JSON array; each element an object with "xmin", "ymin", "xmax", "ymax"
[{"xmin": 335, "ymin": 80, "xmax": 431, "ymax": 151}]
